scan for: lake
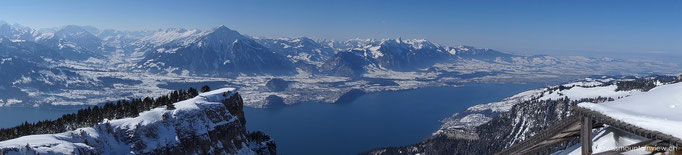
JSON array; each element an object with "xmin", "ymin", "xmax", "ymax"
[
  {"xmin": 0, "ymin": 83, "xmax": 539, "ymax": 154},
  {"xmin": 243, "ymin": 83, "xmax": 540, "ymax": 155},
  {"xmin": 0, "ymin": 105, "xmax": 86, "ymax": 128}
]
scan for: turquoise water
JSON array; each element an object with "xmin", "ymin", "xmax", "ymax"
[{"xmin": 244, "ymin": 83, "xmax": 540, "ymax": 155}]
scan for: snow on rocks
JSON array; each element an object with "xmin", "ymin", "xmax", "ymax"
[
  {"xmin": 435, "ymin": 77, "xmax": 646, "ymax": 136},
  {"xmin": 439, "ymin": 79, "xmax": 590, "ymax": 128},
  {"xmin": 539, "ymin": 85, "xmax": 641, "ymax": 100},
  {"xmin": 0, "ymin": 88, "xmax": 272, "ymax": 155},
  {"xmin": 467, "ymin": 88, "xmax": 545, "ymax": 113}
]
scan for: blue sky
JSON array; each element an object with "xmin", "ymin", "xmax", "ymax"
[{"xmin": 1, "ymin": 0, "xmax": 681, "ymax": 56}]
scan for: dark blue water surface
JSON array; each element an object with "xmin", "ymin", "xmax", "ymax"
[
  {"xmin": 0, "ymin": 106, "xmax": 86, "ymax": 128},
  {"xmin": 244, "ymin": 83, "xmax": 539, "ymax": 155},
  {"xmin": 0, "ymin": 83, "xmax": 539, "ymax": 154}
]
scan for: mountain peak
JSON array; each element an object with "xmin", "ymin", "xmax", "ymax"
[
  {"xmin": 55, "ymin": 25, "xmax": 98, "ymax": 38},
  {"xmin": 163, "ymin": 27, "xmax": 189, "ymax": 33},
  {"xmin": 204, "ymin": 25, "xmax": 241, "ymax": 36},
  {"xmin": 214, "ymin": 25, "xmax": 232, "ymax": 31},
  {"xmin": 60, "ymin": 25, "xmax": 88, "ymax": 32},
  {"xmin": 291, "ymin": 37, "xmax": 318, "ymax": 44},
  {"xmin": 200, "ymin": 25, "xmax": 246, "ymax": 41}
]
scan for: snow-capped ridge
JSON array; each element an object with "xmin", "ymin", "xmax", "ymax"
[
  {"xmin": 436, "ymin": 76, "xmax": 659, "ymax": 136},
  {"xmin": 203, "ymin": 25, "xmax": 241, "ymax": 37},
  {"xmin": 137, "ymin": 27, "xmax": 202, "ymax": 47},
  {"xmin": 0, "ymin": 87, "xmax": 276, "ymax": 154},
  {"xmin": 138, "ymin": 25, "xmax": 296, "ymax": 76},
  {"xmin": 199, "ymin": 87, "xmax": 237, "ymax": 102}
]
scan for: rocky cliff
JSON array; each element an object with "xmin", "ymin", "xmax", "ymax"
[{"xmin": 0, "ymin": 88, "xmax": 276, "ymax": 154}]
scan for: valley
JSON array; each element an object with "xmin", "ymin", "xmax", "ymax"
[
  {"xmin": 0, "ymin": 22, "xmax": 678, "ymax": 109},
  {"xmin": 1, "ymin": 19, "xmax": 680, "ymax": 155}
]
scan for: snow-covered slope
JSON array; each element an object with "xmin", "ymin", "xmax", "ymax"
[
  {"xmin": 319, "ymin": 38, "xmax": 519, "ymax": 76},
  {"xmin": 138, "ymin": 26, "xmax": 296, "ymax": 76},
  {"xmin": 435, "ymin": 78, "xmax": 638, "ymax": 135},
  {"xmin": 435, "ymin": 88, "xmax": 546, "ymax": 134},
  {"xmin": 257, "ymin": 37, "xmax": 336, "ymax": 66},
  {"xmin": 367, "ymin": 75, "xmax": 681, "ymax": 154},
  {"xmin": 136, "ymin": 28, "xmax": 202, "ymax": 47},
  {"xmin": 33, "ymin": 25, "xmax": 110, "ymax": 60},
  {"xmin": 552, "ymin": 82, "xmax": 682, "ymax": 154},
  {"xmin": 321, "ymin": 38, "xmax": 455, "ymax": 74},
  {"xmin": 0, "ymin": 22, "xmax": 34, "ymax": 41},
  {"xmin": 0, "ymin": 88, "xmax": 276, "ymax": 154}
]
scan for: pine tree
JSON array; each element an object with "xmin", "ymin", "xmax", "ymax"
[
  {"xmin": 166, "ymin": 102, "xmax": 175, "ymax": 110},
  {"xmin": 0, "ymin": 86, "xmax": 212, "ymax": 141},
  {"xmin": 201, "ymin": 85, "xmax": 211, "ymax": 93}
]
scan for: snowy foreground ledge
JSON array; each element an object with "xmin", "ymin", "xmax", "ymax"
[
  {"xmin": 578, "ymin": 82, "xmax": 682, "ymax": 141},
  {"xmin": 0, "ymin": 88, "xmax": 276, "ymax": 154},
  {"xmin": 553, "ymin": 82, "xmax": 682, "ymax": 154}
]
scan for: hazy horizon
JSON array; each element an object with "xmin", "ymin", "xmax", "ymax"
[{"xmin": 2, "ymin": 0, "xmax": 681, "ymax": 57}]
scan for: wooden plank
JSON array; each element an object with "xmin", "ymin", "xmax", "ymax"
[
  {"xmin": 500, "ymin": 107, "xmax": 682, "ymax": 155},
  {"xmin": 495, "ymin": 115, "xmax": 583, "ymax": 155},
  {"xmin": 581, "ymin": 116, "xmax": 593, "ymax": 155},
  {"xmin": 512, "ymin": 117, "xmax": 584, "ymax": 154},
  {"xmin": 575, "ymin": 107, "xmax": 682, "ymax": 147}
]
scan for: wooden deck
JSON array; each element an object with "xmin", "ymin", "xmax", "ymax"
[{"xmin": 496, "ymin": 107, "xmax": 681, "ymax": 155}]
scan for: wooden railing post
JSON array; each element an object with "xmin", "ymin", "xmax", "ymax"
[{"xmin": 581, "ymin": 116, "xmax": 593, "ymax": 155}]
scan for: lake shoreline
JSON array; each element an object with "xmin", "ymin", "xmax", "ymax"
[{"xmin": 243, "ymin": 83, "xmax": 541, "ymax": 154}]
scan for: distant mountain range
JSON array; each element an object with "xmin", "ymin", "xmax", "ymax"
[
  {"xmin": 0, "ymin": 21, "xmax": 521, "ymax": 77},
  {"xmin": 0, "ymin": 21, "xmax": 679, "ymax": 107},
  {"xmin": 128, "ymin": 26, "xmax": 518, "ymax": 77},
  {"xmin": 1, "ymin": 20, "xmax": 681, "ymax": 155}
]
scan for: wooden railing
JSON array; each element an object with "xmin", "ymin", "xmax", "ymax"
[{"xmin": 497, "ymin": 107, "xmax": 681, "ymax": 155}]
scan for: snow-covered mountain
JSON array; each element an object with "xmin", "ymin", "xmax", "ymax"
[
  {"xmin": 320, "ymin": 51, "xmax": 372, "ymax": 77},
  {"xmin": 0, "ymin": 37, "xmax": 99, "ymax": 103},
  {"xmin": 0, "ymin": 22, "xmax": 34, "ymax": 41},
  {"xmin": 2, "ymin": 23, "xmax": 118, "ymax": 62},
  {"xmin": 133, "ymin": 28, "xmax": 202, "ymax": 48},
  {"xmin": 448, "ymin": 45, "xmax": 515, "ymax": 61},
  {"xmin": 347, "ymin": 38, "xmax": 453, "ymax": 71},
  {"xmin": 0, "ymin": 21, "xmax": 679, "ymax": 108},
  {"xmin": 257, "ymin": 37, "xmax": 336, "ymax": 66},
  {"xmin": 365, "ymin": 75, "xmax": 682, "ymax": 154},
  {"xmin": 137, "ymin": 26, "xmax": 296, "ymax": 76},
  {"xmin": 0, "ymin": 88, "xmax": 277, "ymax": 154},
  {"xmin": 0, "ymin": 37, "xmax": 62, "ymax": 61},
  {"xmin": 33, "ymin": 25, "xmax": 111, "ymax": 60},
  {"xmin": 319, "ymin": 38, "xmax": 515, "ymax": 77},
  {"xmin": 256, "ymin": 37, "xmax": 517, "ymax": 77}
]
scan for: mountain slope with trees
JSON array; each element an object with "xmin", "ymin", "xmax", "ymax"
[
  {"xmin": 365, "ymin": 75, "xmax": 682, "ymax": 154},
  {"xmin": 0, "ymin": 86, "xmax": 276, "ymax": 155}
]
